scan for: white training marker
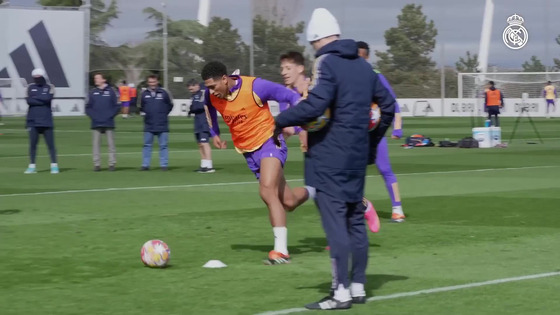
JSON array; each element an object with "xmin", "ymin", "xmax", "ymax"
[{"xmin": 203, "ymin": 260, "xmax": 227, "ymax": 268}]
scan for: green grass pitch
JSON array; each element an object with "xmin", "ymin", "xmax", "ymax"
[{"xmin": 1, "ymin": 116, "xmax": 559, "ymax": 315}]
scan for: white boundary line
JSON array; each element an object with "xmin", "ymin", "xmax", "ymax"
[
  {"xmin": 256, "ymin": 271, "xmax": 560, "ymax": 315},
  {"xmin": 0, "ymin": 165, "xmax": 556, "ymax": 198}
]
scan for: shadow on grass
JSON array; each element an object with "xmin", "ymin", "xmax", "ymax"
[
  {"xmin": 231, "ymin": 237, "xmax": 380, "ymax": 255},
  {"xmin": 297, "ymin": 273, "xmax": 409, "ymax": 296},
  {"xmin": 0, "ymin": 209, "xmax": 21, "ymax": 215}
]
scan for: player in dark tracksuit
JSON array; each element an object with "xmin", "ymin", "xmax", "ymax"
[
  {"xmin": 140, "ymin": 75, "xmax": 174, "ymax": 171},
  {"xmin": 275, "ymin": 8, "xmax": 396, "ymax": 310},
  {"xmin": 24, "ymin": 68, "xmax": 59, "ymax": 174},
  {"xmin": 187, "ymin": 79, "xmax": 215, "ymax": 173}
]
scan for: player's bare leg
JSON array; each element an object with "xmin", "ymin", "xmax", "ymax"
[
  {"xmin": 279, "ymin": 176, "xmax": 311, "ymax": 212},
  {"xmin": 259, "ymin": 157, "xmax": 290, "ymax": 265}
]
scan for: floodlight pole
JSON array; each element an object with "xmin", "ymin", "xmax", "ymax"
[
  {"xmin": 81, "ymin": 0, "xmax": 91, "ymax": 98},
  {"xmin": 162, "ymin": 2, "xmax": 169, "ymax": 89},
  {"xmin": 249, "ymin": 0, "xmax": 254, "ymax": 76}
]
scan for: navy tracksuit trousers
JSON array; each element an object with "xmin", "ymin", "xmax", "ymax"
[{"xmin": 315, "ymin": 190, "xmax": 369, "ymax": 289}]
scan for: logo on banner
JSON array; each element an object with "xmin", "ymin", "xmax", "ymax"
[
  {"xmin": 400, "ymin": 104, "xmax": 410, "ymax": 112},
  {"xmin": 0, "ymin": 21, "xmax": 69, "ymax": 86},
  {"xmin": 503, "ymin": 14, "xmax": 528, "ymax": 50}
]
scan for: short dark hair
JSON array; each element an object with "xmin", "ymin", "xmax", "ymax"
[
  {"xmin": 356, "ymin": 41, "xmax": 370, "ymax": 55},
  {"xmin": 187, "ymin": 79, "xmax": 199, "ymax": 86},
  {"xmin": 547, "ymin": 81, "xmax": 552, "ymax": 84},
  {"xmin": 280, "ymin": 51, "xmax": 305, "ymax": 66},
  {"xmin": 93, "ymin": 73, "xmax": 105, "ymax": 79},
  {"xmin": 147, "ymin": 74, "xmax": 159, "ymax": 81},
  {"xmin": 489, "ymin": 81, "xmax": 495, "ymax": 86},
  {"xmin": 201, "ymin": 61, "xmax": 228, "ymax": 80},
  {"xmin": 122, "ymin": 80, "xmax": 127, "ymax": 84}
]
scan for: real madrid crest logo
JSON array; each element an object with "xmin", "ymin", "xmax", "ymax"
[{"xmin": 503, "ymin": 14, "xmax": 528, "ymax": 50}]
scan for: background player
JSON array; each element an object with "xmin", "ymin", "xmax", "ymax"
[
  {"xmin": 119, "ymin": 80, "xmax": 131, "ymax": 119},
  {"xmin": 188, "ymin": 79, "xmax": 215, "ymax": 173},
  {"xmin": 543, "ymin": 81, "xmax": 556, "ymax": 119},
  {"xmin": 24, "ymin": 68, "xmax": 59, "ymax": 174},
  {"xmin": 485, "ymin": 81, "xmax": 504, "ymax": 127},
  {"xmin": 279, "ymin": 51, "xmax": 309, "ymax": 152},
  {"xmin": 140, "ymin": 75, "xmax": 174, "ymax": 171},
  {"xmin": 357, "ymin": 41, "xmax": 406, "ymax": 223},
  {"xmin": 201, "ymin": 61, "xmax": 314, "ymax": 265}
]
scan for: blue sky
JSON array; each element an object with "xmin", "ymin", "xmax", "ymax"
[{"xmin": 11, "ymin": 0, "xmax": 560, "ymax": 69}]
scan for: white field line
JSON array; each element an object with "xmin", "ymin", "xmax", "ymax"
[
  {"xmin": 0, "ymin": 165, "xmax": 556, "ymax": 198},
  {"xmin": 255, "ymin": 271, "xmax": 560, "ymax": 315}
]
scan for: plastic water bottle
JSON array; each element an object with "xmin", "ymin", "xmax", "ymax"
[{"xmin": 484, "ymin": 120, "xmax": 491, "ymax": 127}]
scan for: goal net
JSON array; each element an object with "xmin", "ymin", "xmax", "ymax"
[
  {"xmin": 459, "ymin": 72, "xmax": 560, "ymax": 98},
  {"xmin": 0, "ymin": 77, "xmax": 28, "ymax": 117},
  {"xmin": 458, "ymin": 72, "xmax": 560, "ymax": 117}
]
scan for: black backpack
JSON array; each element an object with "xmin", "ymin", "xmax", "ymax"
[
  {"xmin": 404, "ymin": 134, "xmax": 435, "ymax": 147},
  {"xmin": 439, "ymin": 140, "xmax": 458, "ymax": 147},
  {"xmin": 458, "ymin": 137, "xmax": 479, "ymax": 148}
]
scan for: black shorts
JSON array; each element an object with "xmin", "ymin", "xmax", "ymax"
[
  {"xmin": 195, "ymin": 131, "xmax": 211, "ymax": 144},
  {"xmin": 488, "ymin": 107, "xmax": 500, "ymax": 115}
]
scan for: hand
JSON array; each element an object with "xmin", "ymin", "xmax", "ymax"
[
  {"xmin": 212, "ymin": 136, "xmax": 227, "ymax": 149},
  {"xmin": 298, "ymin": 130, "xmax": 308, "ymax": 153},
  {"xmin": 273, "ymin": 125, "xmax": 283, "ymax": 147}
]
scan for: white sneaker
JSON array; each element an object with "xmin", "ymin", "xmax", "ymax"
[
  {"xmin": 50, "ymin": 165, "xmax": 59, "ymax": 174},
  {"xmin": 24, "ymin": 167, "xmax": 36, "ymax": 174}
]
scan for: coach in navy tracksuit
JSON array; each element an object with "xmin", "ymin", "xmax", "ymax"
[
  {"xmin": 275, "ymin": 9, "xmax": 395, "ymax": 310},
  {"xmin": 86, "ymin": 73, "xmax": 120, "ymax": 171},
  {"xmin": 24, "ymin": 68, "xmax": 59, "ymax": 174},
  {"xmin": 140, "ymin": 74, "xmax": 174, "ymax": 171}
]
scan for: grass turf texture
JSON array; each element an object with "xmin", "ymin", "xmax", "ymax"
[{"xmin": 0, "ymin": 116, "xmax": 559, "ymax": 315}]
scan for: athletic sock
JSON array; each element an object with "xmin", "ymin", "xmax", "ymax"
[
  {"xmin": 273, "ymin": 226, "xmax": 288, "ymax": 255},
  {"xmin": 333, "ymin": 284, "xmax": 351, "ymax": 302},
  {"xmin": 350, "ymin": 282, "xmax": 365, "ymax": 297},
  {"xmin": 392, "ymin": 205, "xmax": 404, "ymax": 216},
  {"xmin": 305, "ymin": 185, "xmax": 316, "ymax": 200}
]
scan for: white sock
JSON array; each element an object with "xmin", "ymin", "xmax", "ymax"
[
  {"xmin": 273, "ymin": 226, "xmax": 288, "ymax": 255},
  {"xmin": 350, "ymin": 282, "xmax": 365, "ymax": 297},
  {"xmin": 200, "ymin": 160, "xmax": 204, "ymax": 168},
  {"xmin": 333, "ymin": 284, "xmax": 351, "ymax": 302},
  {"xmin": 392, "ymin": 205, "xmax": 404, "ymax": 216},
  {"xmin": 50, "ymin": 163, "xmax": 58, "ymax": 167},
  {"xmin": 305, "ymin": 185, "xmax": 316, "ymax": 200},
  {"xmin": 201, "ymin": 159, "xmax": 213, "ymax": 168},
  {"xmin": 29, "ymin": 163, "xmax": 36, "ymax": 168}
]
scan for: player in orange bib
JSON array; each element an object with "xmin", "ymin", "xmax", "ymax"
[
  {"xmin": 201, "ymin": 61, "xmax": 314, "ymax": 265},
  {"xmin": 118, "ymin": 81, "xmax": 131, "ymax": 118}
]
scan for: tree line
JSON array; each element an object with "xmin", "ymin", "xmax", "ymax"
[{"xmin": 37, "ymin": 1, "xmax": 560, "ymax": 98}]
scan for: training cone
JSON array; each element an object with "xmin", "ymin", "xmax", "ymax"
[{"xmin": 203, "ymin": 260, "xmax": 227, "ymax": 268}]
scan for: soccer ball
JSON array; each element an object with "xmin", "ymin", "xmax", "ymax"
[
  {"xmin": 141, "ymin": 240, "xmax": 170, "ymax": 268},
  {"xmin": 304, "ymin": 108, "xmax": 331, "ymax": 132},
  {"xmin": 369, "ymin": 103, "xmax": 381, "ymax": 131}
]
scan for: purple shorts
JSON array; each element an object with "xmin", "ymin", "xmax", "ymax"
[
  {"xmin": 546, "ymin": 99, "xmax": 555, "ymax": 105},
  {"xmin": 121, "ymin": 101, "xmax": 130, "ymax": 108},
  {"xmin": 243, "ymin": 136, "xmax": 288, "ymax": 180}
]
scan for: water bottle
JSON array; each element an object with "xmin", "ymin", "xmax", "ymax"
[{"xmin": 484, "ymin": 119, "xmax": 491, "ymax": 127}]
